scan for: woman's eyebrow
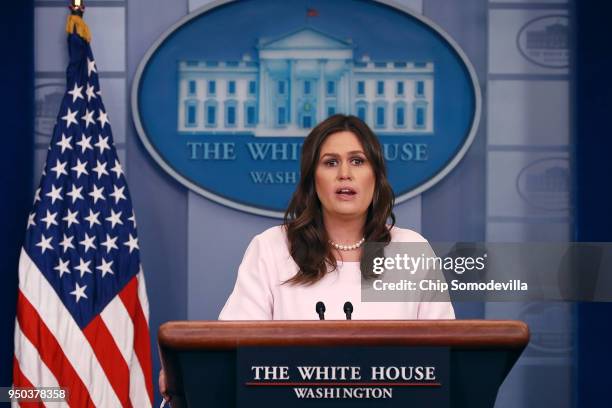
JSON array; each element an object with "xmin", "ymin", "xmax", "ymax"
[
  {"xmin": 320, "ymin": 150, "xmax": 365, "ymax": 158},
  {"xmin": 319, "ymin": 152, "xmax": 339, "ymax": 159}
]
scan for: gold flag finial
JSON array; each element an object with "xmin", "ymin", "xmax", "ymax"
[{"xmin": 66, "ymin": 0, "xmax": 91, "ymax": 43}]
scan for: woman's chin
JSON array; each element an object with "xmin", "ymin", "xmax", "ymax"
[{"xmin": 328, "ymin": 204, "xmax": 367, "ymax": 218}]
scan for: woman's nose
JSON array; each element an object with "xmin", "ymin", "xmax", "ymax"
[{"xmin": 337, "ymin": 162, "xmax": 352, "ymax": 180}]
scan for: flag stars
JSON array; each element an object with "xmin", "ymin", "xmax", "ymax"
[
  {"xmin": 97, "ymin": 110, "xmax": 109, "ymax": 128},
  {"xmin": 105, "ymin": 209, "xmax": 123, "ymax": 229},
  {"xmin": 36, "ymin": 234, "xmax": 53, "ymax": 254},
  {"xmin": 101, "ymin": 234, "xmax": 118, "ymax": 253},
  {"xmin": 56, "ymin": 133, "xmax": 73, "ymax": 154},
  {"xmin": 110, "ymin": 160, "xmax": 123, "ymax": 178},
  {"xmin": 71, "ymin": 158, "xmax": 89, "ymax": 179},
  {"xmin": 61, "ymin": 108, "xmax": 79, "ymax": 128},
  {"xmin": 84, "ymin": 209, "xmax": 101, "ymax": 228},
  {"xmin": 128, "ymin": 211, "xmax": 137, "ymax": 228},
  {"xmin": 50, "ymin": 159, "xmax": 68, "ymax": 179},
  {"xmin": 54, "ymin": 258, "xmax": 71, "ymax": 278},
  {"xmin": 33, "ymin": 188, "xmax": 41, "ymax": 203},
  {"xmin": 85, "ymin": 83, "xmax": 97, "ymax": 102},
  {"xmin": 66, "ymin": 184, "xmax": 84, "ymax": 203},
  {"xmin": 89, "ymin": 185, "xmax": 105, "ymax": 204},
  {"xmin": 41, "ymin": 210, "xmax": 58, "ymax": 229},
  {"xmin": 96, "ymin": 258, "xmax": 114, "ymax": 278},
  {"xmin": 62, "ymin": 209, "xmax": 80, "ymax": 228},
  {"xmin": 27, "ymin": 213, "xmax": 36, "ymax": 229},
  {"xmin": 67, "ymin": 83, "xmax": 84, "ymax": 103},
  {"xmin": 124, "ymin": 233, "xmax": 139, "ymax": 254},
  {"xmin": 81, "ymin": 109, "xmax": 96, "ymax": 128},
  {"xmin": 92, "ymin": 160, "xmax": 109, "ymax": 179},
  {"xmin": 70, "ymin": 282, "xmax": 88, "ymax": 303},
  {"xmin": 76, "ymin": 134, "xmax": 93, "ymax": 153},
  {"xmin": 27, "ymin": 42, "xmax": 145, "ymax": 314},
  {"xmin": 110, "ymin": 185, "xmax": 126, "ymax": 204},
  {"xmin": 94, "ymin": 135, "xmax": 110, "ymax": 154},
  {"xmin": 87, "ymin": 58, "xmax": 97, "ymax": 77},
  {"xmin": 79, "ymin": 233, "xmax": 97, "ymax": 253},
  {"xmin": 45, "ymin": 185, "xmax": 63, "ymax": 204},
  {"xmin": 59, "ymin": 233, "xmax": 75, "ymax": 253},
  {"xmin": 74, "ymin": 258, "xmax": 92, "ymax": 278},
  {"xmin": 27, "ymin": 36, "xmax": 145, "ymax": 314}
]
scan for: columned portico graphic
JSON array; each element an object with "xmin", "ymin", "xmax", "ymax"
[
  {"xmin": 178, "ymin": 28, "xmax": 434, "ymax": 136},
  {"xmin": 135, "ymin": 0, "xmax": 480, "ymax": 215}
]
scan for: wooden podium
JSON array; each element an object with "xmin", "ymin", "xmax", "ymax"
[{"xmin": 159, "ymin": 320, "xmax": 529, "ymax": 408}]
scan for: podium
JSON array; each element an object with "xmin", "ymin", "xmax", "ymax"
[{"xmin": 159, "ymin": 320, "xmax": 529, "ymax": 407}]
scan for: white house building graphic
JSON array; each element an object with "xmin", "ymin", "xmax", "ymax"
[{"xmin": 177, "ymin": 28, "xmax": 434, "ymax": 136}]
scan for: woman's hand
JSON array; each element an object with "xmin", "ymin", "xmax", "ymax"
[{"xmin": 159, "ymin": 368, "xmax": 171, "ymax": 402}]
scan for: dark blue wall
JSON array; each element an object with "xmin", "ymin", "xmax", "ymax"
[
  {"xmin": 574, "ymin": 1, "xmax": 612, "ymax": 407},
  {"xmin": 0, "ymin": 1, "xmax": 33, "ymax": 391}
]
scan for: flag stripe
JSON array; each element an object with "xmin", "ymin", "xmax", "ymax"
[
  {"xmin": 100, "ymin": 296, "xmax": 134, "ymax": 364},
  {"xmin": 100, "ymin": 296, "xmax": 151, "ymax": 408},
  {"xmin": 18, "ymin": 249, "xmax": 121, "ymax": 408},
  {"xmin": 128, "ymin": 353, "xmax": 153, "ymax": 408},
  {"xmin": 16, "ymin": 292, "xmax": 94, "ymax": 408},
  {"xmin": 82, "ymin": 316, "xmax": 133, "ymax": 408},
  {"xmin": 12, "ymin": 355, "xmax": 45, "ymax": 408},
  {"xmin": 12, "ymin": 344, "xmax": 67, "ymax": 408},
  {"xmin": 13, "ymin": 322, "xmax": 60, "ymax": 390},
  {"xmin": 137, "ymin": 271, "xmax": 150, "ymax": 323},
  {"xmin": 102, "ymin": 287, "xmax": 152, "ymax": 408},
  {"xmin": 119, "ymin": 276, "xmax": 154, "ymax": 403}
]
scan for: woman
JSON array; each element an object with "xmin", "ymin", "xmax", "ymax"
[
  {"xmin": 219, "ymin": 114, "xmax": 454, "ymax": 320},
  {"xmin": 160, "ymin": 114, "xmax": 453, "ymax": 402}
]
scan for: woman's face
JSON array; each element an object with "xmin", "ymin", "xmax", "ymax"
[{"xmin": 315, "ymin": 131, "xmax": 376, "ymax": 221}]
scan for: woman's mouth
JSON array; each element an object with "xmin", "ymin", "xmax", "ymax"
[{"xmin": 335, "ymin": 187, "xmax": 357, "ymax": 200}]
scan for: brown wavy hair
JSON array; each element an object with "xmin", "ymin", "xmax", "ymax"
[{"xmin": 283, "ymin": 114, "xmax": 395, "ymax": 285}]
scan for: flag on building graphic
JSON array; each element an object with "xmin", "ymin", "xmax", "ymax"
[
  {"xmin": 306, "ymin": 7, "xmax": 319, "ymax": 17},
  {"xmin": 12, "ymin": 10, "xmax": 153, "ymax": 407}
]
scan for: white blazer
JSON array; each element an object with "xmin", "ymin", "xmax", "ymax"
[{"xmin": 219, "ymin": 225, "xmax": 455, "ymax": 320}]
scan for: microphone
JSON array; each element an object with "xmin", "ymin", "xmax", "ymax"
[
  {"xmin": 316, "ymin": 301, "xmax": 326, "ymax": 320},
  {"xmin": 344, "ymin": 301, "xmax": 353, "ymax": 320}
]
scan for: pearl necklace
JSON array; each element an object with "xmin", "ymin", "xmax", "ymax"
[{"xmin": 329, "ymin": 237, "xmax": 365, "ymax": 251}]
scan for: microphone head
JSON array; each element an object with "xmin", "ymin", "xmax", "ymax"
[
  {"xmin": 316, "ymin": 301, "xmax": 326, "ymax": 313},
  {"xmin": 343, "ymin": 301, "xmax": 353, "ymax": 313}
]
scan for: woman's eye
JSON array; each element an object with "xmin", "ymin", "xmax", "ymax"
[
  {"xmin": 351, "ymin": 157, "xmax": 365, "ymax": 165},
  {"xmin": 324, "ymin": 159, "xmax": 338, "ymax": 166}
]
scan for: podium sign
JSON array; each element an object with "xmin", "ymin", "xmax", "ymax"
[{"xmin": 237, "ymin": 346, "xmax": 450, "ymax": 407}]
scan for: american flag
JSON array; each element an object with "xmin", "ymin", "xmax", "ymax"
[{"xmin": 12, "ymin": 18, "xmax": 153, "ymax": 407}]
